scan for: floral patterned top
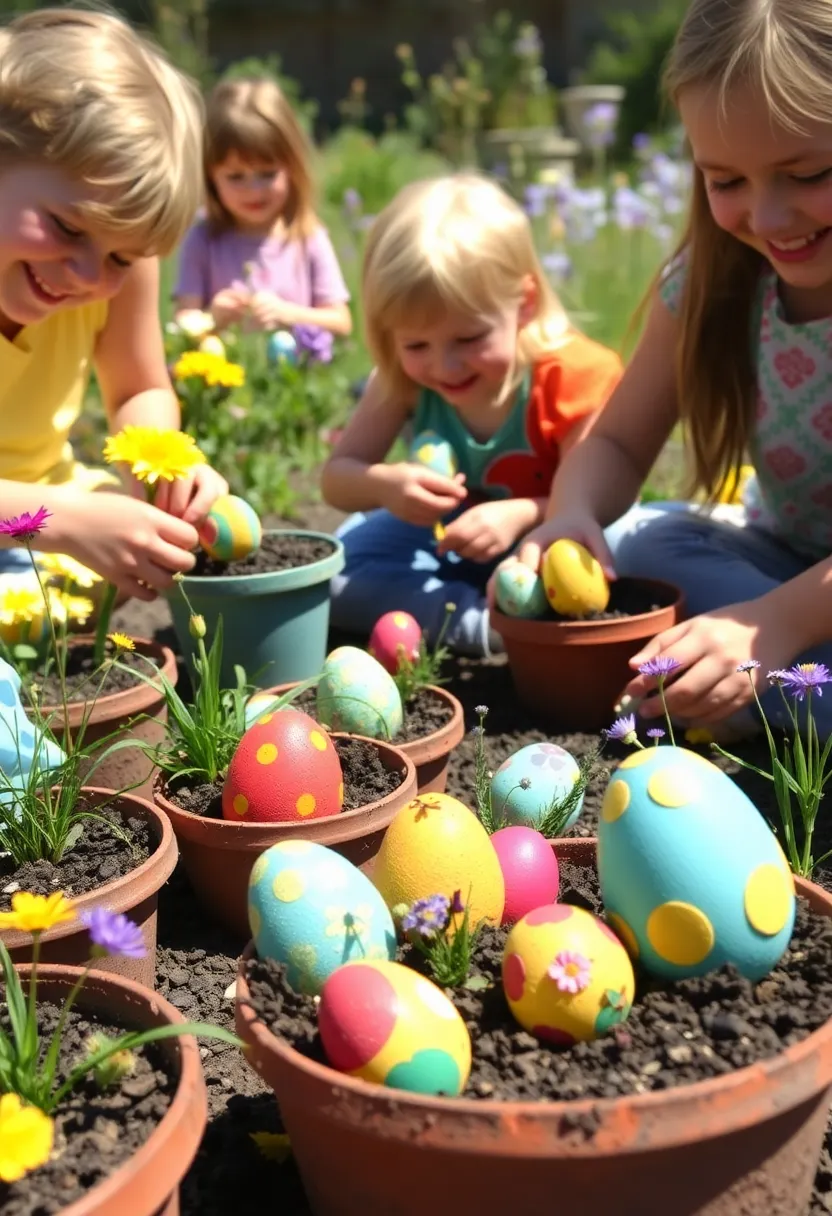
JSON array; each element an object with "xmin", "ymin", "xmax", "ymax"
[{"xmin": 661, "ymin": 262, "xmax": 832, "ymax": 560}]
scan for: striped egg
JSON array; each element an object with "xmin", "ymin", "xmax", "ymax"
[
  {"xmin": 198, "ymin": 494, "xmax": 262, "ymax": 562},
  {"xmin": 409, "ymin": 431, "xmax": 458, "ymax": 479}
]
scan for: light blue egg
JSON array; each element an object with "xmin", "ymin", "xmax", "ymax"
[
  {"xmin": 490, "ymin": 742, "xmax": 583, "ymax": 831},
  {"xmin": 267, "ymin": 329, "xmax": 298, "ymax": 366},
  {"xmin": 598, "ymin": 747, "xmax": 796, "ymax": 981},
  {"xmin": 248, "ymin": 840, "xmax": 397, "ymax": 993},
  {"xmin": 316, "ymin": 645, "xmax": 403, "ymax": 740},
  {"xmin": 0, "ymin": 657, "xmax": 64, "ymax": 807},
  {"xmin": 409, "ymin": 430, "xmax": 458, "ymax": 479},
  {"xmin": 494, "ymin": 560, "xmax": 549, "ymax": 619},
  {"xmin": 244, "ymin": 692, "xmax": 282, "ymax": 728}
]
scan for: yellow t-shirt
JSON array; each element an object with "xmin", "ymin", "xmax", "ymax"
[{"xmin": 0, "ymin": 300, "xmax": 109, "ymax": 485}]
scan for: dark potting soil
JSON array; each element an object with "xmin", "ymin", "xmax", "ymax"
[
  {"xmin": 243, "ymin": 861, "xmax": 832, "ymax": 1104},
  {"xmin": 164, "ymin": 736, "xmax": 403, "ymax": 819},
  {"xmin": 0, "ymin": 808, "xmax": 152, "ymax": 907},
  {"xmin": 33, "ymin": 643, "xmax": 151, "ymax": 707},
  {"xmin": 191, "ymin": 533, "xmax": 335, "ymax": 578},
  {"xmin": 540, "ymin": 575, "xmax": 671, "ymax": 624},
  {"xmin": 0, "ymin": 1002, "xmax": 174, "ymax": 1216},
  {"xmin": 289, "ymin": 683, "xmax": 454, "ymax": 745}
]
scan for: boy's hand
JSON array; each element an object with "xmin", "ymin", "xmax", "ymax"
[
  {"xmin": 380, "ymin": 463, "xmax": 467, "ymax": 527},
  {"xmin": 153, "ymin": 465, "xmax": 229, "ymax": 527}
]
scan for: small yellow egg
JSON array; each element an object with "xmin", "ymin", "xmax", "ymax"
[
  {"xmin": 199, "ymin": 334, "xmax": 226, "ymax": 358},
  {"xmin": 542, "ymin": 539, "xmax": 610, "ymax": 617}
]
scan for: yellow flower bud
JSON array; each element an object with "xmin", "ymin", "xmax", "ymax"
[{"xmin": 189, "ymin": 614, "xmax": 207, "ymax": 639}]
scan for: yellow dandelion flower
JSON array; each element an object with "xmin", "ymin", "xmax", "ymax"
[
  {"xmin": 36, "ymin": 552, "xmax": 102, "ymax": 588},
  {"xmin": 684, "ymin": 727, "xmax": 715, "ymax": 746},
  {"xmin": 0, "ymin": 1094, "xmax": 54, "ymax": 1183},
  {"xmin": 250, "ymin": 1131, "xmax": 292, "ymax": 1163},
  {"xmin": 107, "ymin": 632, "xmax": 135, "ymax": 651},
  {"xmin": 0, "ymin": 891, "xmax": 75, "ymax": 933},
  {"xmin": 50, "ymin": 591, "xmax": 95, "ymax": 626},
  {"xmin": 0, "ymin": 585, "xmax": 46, "ymax": 644},
  {"xmin": 103, "ymin": 426, "xmax": 207, "ymax": 485}
]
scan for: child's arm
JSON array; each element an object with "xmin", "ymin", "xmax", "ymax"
[
  {"xmin": 171, "ymin": 222, "xmax": 249, "ymax": 330},
  {"xmin": 320, "ymin": 371, "xmax": 467, "ymax": 523},
  {"xmin": 250, "ymin": 228, "xmax": 353, "ymax": 337}
]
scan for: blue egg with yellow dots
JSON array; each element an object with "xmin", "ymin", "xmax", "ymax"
[
  {"xmin": 409, "ymin": 430, "xmax": 458, "ymax": 479},
  {"xmin": 598, "ymin": 746, "xmax": 795, "ymax": 981},
  {"xmin": 198, "ymin": 494, "xmax": 262, "ymax": 562},
  {"xmin": 248, "ymin": 840, "xmax": 397, "ymax": 994},
  {"xmin": 267, "ymin": 329, "xmax": 298, "ymax": 367}
]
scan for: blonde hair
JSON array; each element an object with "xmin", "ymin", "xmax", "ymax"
[
  {"xmin": 362, "ymin": 173, "xmax": 570, "ymax": 399},
  {"xmin": 0, "ymin": 7, "xmax": 203, "ymax": 258},
  {"xmin": 204, "ymin": 78, "xmax": 318, "ymax": 239},
  {"xmin": 663, "ymin": 0, "xmax": 832, "ymax": 500}
]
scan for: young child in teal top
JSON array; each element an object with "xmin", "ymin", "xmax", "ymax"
[{"xmin": 322, "ymin": 173, "xmax": 622, "ymax": 656}]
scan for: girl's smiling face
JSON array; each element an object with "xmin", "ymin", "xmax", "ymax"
[
  {"xmin": 0, "ymin": 165, "xmax": 139, "ymax": 338},
  {"xmin": 680, "ymin": 81, "xmax": 832, "ymax": 313},
  {"xmin": 210, "ymin": 150, "xmax": 290, "ymax": 232}
]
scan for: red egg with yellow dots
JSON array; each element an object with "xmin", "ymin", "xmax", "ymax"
[
  {"xmin": 222, "ymin": 709, "xmax": 344, "ymax": 823},
  {"xmin": 368, "ymin": 611, "xmax": 422, "ymax": 674}
]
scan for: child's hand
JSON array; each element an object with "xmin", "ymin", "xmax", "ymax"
[
  {"xmin": 515, "ymin": 511, "xmax": 616, "ymax": 580},
  {"xmin": 620, "ymin": 598, "xmax": 790, "ymax": 725},
  {"xmin": 249, "ymin": 291, "xmax": 299, "ymax": 331},
  {"xmin": 381, "ymin": 463, "xmax": 467, "ymax": 527},
  {"xmin": 438, "ymin": 500, "xmax": 534, "ymax": 563},
  {"xmin": 210, "ymin": 288, "xmax": 250, "ymax": 329},
  {"xmin": 153, "ymin": 464, "xmax": 229, "ymax": 527},
  {"xmin": 65, "ymin": 493, "xmax": 200, "ymax": 601}
]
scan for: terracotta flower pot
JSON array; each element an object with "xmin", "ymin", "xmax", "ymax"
[
  {"xmin": 43, "ymin": 635, "xmax": 177, "ymax": 802},
  {"xmin": 1, "ymin": 789, "xmax": 177, "ymax": 987},
  {"xmin": 236, "ymin": 837, "xmax": 832, "ymax": 1216},
  {"xmin": 16, "ymin": 964, "xmax": 206, "ymax": 1216},
  {"xmin": 263, "ymin": 681, "xmax": 465, "ymax": 794},
  {"xmin": 153, "ymin": 735, "xmax": 417, "ymax": 938},
  {"xmin": 491, "ymin": 577, "xmax": 684, "ymax": 732}
]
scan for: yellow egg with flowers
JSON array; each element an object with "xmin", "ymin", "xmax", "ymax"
[
  {"xmin": 542, "ymin": 539, "xmax": 610, "ymax": 617},
  {"xmin": 372, "ymin": 792, "xmax": 504, "ymax": 928}
]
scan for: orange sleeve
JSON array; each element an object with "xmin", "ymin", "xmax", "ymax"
[{"xmin": 528, "ymin": 334, "xmax": 624, "ymax": 453}]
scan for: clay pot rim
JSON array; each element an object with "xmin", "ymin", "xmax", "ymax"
[
  {"xmin": 235, "ymin": 838, "xmax": 832, "ymax": 1156},
  {"xmin": 41, "ymin": 634, "xmax": 177, "ymax": 728},
  {"xmin": 153, "ymin": 734, "xmax": 417, "ymax": 850},
  {"xmin": 263, "ymin": 681, "xmax": 466, "ymax": 766},
  {"xmin": 492, "ymin": 577, "xmax": 684, "ymax": 641},
  {"xmin": 15, "ymin": 963, "xmax": 206, "ymax": 1215},
  {"xmin": 172, "ymin": 528, "xmax": 344, "ymax": 589},
  {"xmin": 0, "ymin": 789, "xmax": 177, "ymax": 951}
]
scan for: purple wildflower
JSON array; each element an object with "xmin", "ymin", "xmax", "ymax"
[
  {"xmin": 605, "ymin": 714, "xmax": 637, "ymax": 743},
  {"xmin": 638, "ymin": 656, "xmax": 682, "ymax": 679},
  {"xmin": 781, "ymin": 662, "xmax": 832, "ymax": 700},
  {"xmin": 292, "ymin": 325, "xmax": 333, "ymax": 365},
  {"xmin": 646, "ymin": 728, "xmax": 666, "ymax": 739},
  {"xmin": 737, "ymin": 660, "xmax": 761, "ymax": 673},
  {"xmin": 0, "ymin": 507, "xmax": 51, "ymax": 543},
  {"xmin": 401, "ymin": 894, "xmax": 450, "ymax": 938},
  {"xmin": 584, "ymin": 102, "xmax": 619, "ymax": 148},
  {"xmin": 767, "ymin": 669, "xmax": 790, "ymax": 685},
  {"xmin": 450, "ymin": 889, "xmax": 464, "ymax": 916},
  {"xmin": 343, "ymin": 187, "xmax": 361, "ymax": 214},
  {"xmin": 542, "ymin": 250, "xmax": 573, "ymax": 281},
  {"xmin": 524, "ymin": 183, "xmax": 549, "ymax": 217},
  {"xmin": 80, "ymin": 908, "xmax": 146, "ymax": 959}
]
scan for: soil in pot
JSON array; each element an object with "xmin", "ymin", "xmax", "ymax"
[
  {"xmin": 191, "ymin": 534, "xmax": 335, "ymax": 579},
  {"xmin": 0, "ymin": 1000, "xmax": 174, "ymax": 1216},
  {"xmin": 32, "ymin": 643, "xmax": 150, "ymax": 707},
  {"xmin": 242, "ymin": 860, "xmax": 832, "ymax": 1103},
  {"xmin": 288, "ymin": 685, "xmax": 454, "ymax": 745},
  {"xmin": 163, "ymin": 737, "xmax": 403, "ymax": 819},
  {"xmin": 544, "ymin": 577, "xmax": 664, "ymax": 623},
  {"xmin": 0, "ymin": 806, "xmax": 152, "ymax": 905}
]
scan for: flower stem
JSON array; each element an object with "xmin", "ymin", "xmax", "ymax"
[
  {"xmin": 93, "ymin": 583, "xmax": 118, "ymax": 667},
  {"xmin": 28, "ymin": 549, "xmax": 71, "ymax": 750},
  {"xmin": 657, "ymin": 676, "xmax": 675, "ymax": 746}
]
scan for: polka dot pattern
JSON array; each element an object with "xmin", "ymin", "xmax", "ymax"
[
  {"xmin": 744, "ymin": 864, "xmax": 793, "ymax": 936},
  {"xmin": 647, "ymin": 768, "xmax": 700, "ymax": 808},
  {"xmin": 602, "ymin": 780, "xmax": 630, "ymax": 822},
  {"xmin": 503, "ymin": 952, "xmax": 526, "ymax": 1001},
  {"xmin": 619, "ymin": 750, "xmax": 654, "ymax": 770},
  {"xmin": 232, "ymin": 793, "xmax": 248, "ymax": 817},
  {"xmin": 250, "ymin": 855, "xmax": 269, "ymax": 887},
  {"xmin": 647, "ymin": 901, "xmax": 714, "ymax": 966},
  {"xmin": 248, "ymin": 903, "xmax": 262, "ymax": 939},
  {"xmin": 533, "ymin": 1025, "xmax": 577, "ymax": 1047},
  {"xmin": 296, "ymin": 793, "xmax": 317, "ymax": 818},
  {"xmin": 318, "ymin": 964, "xmax": 398, "ymax": 1071},
  {"xmin": 272, "ymin": 870, "xmax": 305, "ymax": 903},
  {"xmin": 310, "ymin": 730, "xmax": 328, "ymax": 752},
  {"xmin": 256, "ymin": 742, "xmax": 278, "ymax": 766},
  {"xmin": 525, "ymin": 904, "xmax": 573, "ymax": 927}
]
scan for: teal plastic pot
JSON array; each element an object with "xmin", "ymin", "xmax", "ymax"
[{"xmin": 167, "ymin": 529, "xmax": 345, "ymax": 689}]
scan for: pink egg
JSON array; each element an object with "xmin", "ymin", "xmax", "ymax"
[
  {"xmin": 491, "ymin": 827, "xmax": 560, "ymax": 925},
  {"xmin": 368, "ymin": 610, "xmax": 422, "ymax": 674}
]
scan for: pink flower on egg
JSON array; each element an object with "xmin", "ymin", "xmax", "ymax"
[{"xmin": 547, "ymin": 950, "xmax": 591, "ymax": 994}]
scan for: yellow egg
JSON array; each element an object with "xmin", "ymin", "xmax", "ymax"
[
  {"xmin": 199, "ymin": 334, "xmax": 226, "ymax": 358},
  {"xmin": 502, "ymin": 905, "xmax": 635, "ymax": 1043},
  {"xmin": 372, "ymin": 792, "xmax": 505, "ymax": 928},
  {"xmin": 542, "ymin": 539, "xmax": 610, "ymax": 617}
]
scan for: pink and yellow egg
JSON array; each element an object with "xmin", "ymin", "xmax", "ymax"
[{"xmin": 368, "ymin": 611, "xmax": 422, "ymax": 675}]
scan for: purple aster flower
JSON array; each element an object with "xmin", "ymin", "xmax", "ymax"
[
  {"xmin": 542, "ymin": 250, "xmax": 574, "ymax": 281},
  {"xmin": 737, "ymin": 660, "xmax": 761, "ymax": 673},
  {"xmin": 401, "ymin": 894, "xmax": 450, "ymax": 938},
  {"xmin": 646, "ymin": 728, "xmax": 665, "ymax": 739},
  {"xmin": 632, "ymin": 132, "xmax": 652, "ymax": 154},
  {"xmin": 292, "ymin": 325, "xmax": 333, "ymax": 365},
  {"xmin": 605, "ymin": 713, "xmax": 637, "ymax": 743},
  {"xmin": 343, "ymin": 187, "xmax": 361, "ymax": 214},
  {"xmin": 81, "ymin": 907, "xmax": 146, "ymax": 959},
  {"xmin": 584, "ymin": 102, "xmax": 619, "ymax": 148},
  {"xmin": 524, "ymin": 183, "xmax": 549, "ymax": 217},
  {"xmin": 450, "ymin": 889, "xmax": 464, "ymax": 916},
  {"xmin": 781, "ymin": 662, "xmax": 832, "ymax": 700},
  {"xmin": 767, "ymin": 669, "xmax": 790, "ymax": 685},
  {"xmin": 0, "ymin": 507, "xmax": 51, "ymax": 542},
  {"xmin": 612, "ymin": 186, "xmax": 653, "ymax": 231},
  {"xmin": 638, "ymin": 656, "xmax": 682, "ymax": 679}
]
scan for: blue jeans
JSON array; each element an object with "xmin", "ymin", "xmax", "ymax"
[
  {"xmin": 0, "ymin": 548, "xmax": 34, "ymax": 576},
  {"xmin": 330, "ymin": 508, "xmax": 504, "ymax": 657},
  {"xmin": 605, "ymin": 501, "xmax": 832, "ymax": 738}
]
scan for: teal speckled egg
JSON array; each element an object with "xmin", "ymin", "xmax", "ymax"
[
  {"xmin": 598, "ymin": 746, "xmax": 796, "ymax": 981},
  {"xmin": 409, "ymin": 430, "xmax": 458, "ymax": 479},
  {"xmin": 267, "ymin": 329, "xmax": 298, "ymax": 366},
  {"xmin": 490, "ymin": 742, "xmax": 583, "ymax": 831},
  {"xmin": 494, "ymin": 559, "xmax": 549, "ymax": 619},
  {"xmin": 198, "ymin": 494, "xmax": 262, "ymax": 562},
  {"xmin": 316, "ymin": 645, "xmax": 403, "ymax": 740},
  {"xmin": 248, "ymin": 840, "xmax": 396, "ymax": 993}
]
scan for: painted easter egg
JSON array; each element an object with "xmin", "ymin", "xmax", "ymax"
[
  {"xmin": 368, "ymin": 611, "xmax": 422, "ymax": 675},
  {"xmin": 493, "ymin": 558, "xmax": 549, "ymax": 619},
  {"xmin": 490, "ymin": 742, "xmax": 583, "ymax": 832},
  {"xmin": 598, "ymin": 746, "xmax": 796, "ymax": 981},
  {"xmin": 318, "ymin": 959, "xmax": 471, "ymax": 1095},
  {"xmin": 223, "ymin": 708, "xmax": 343, "ymax": 823},
  {"xmin": 267, "ymin": 329, "xmax": 298, "ymax": 366},
  {"xmin": 198, "ymin": 494, "xmax": 262, "ymax": 562},
  {"xmin": 503, "ymin": 904, "xmax": 635, "ymax": 1044},
  {"xmin": 372, "ymin": 792, "xmax": 504, "ymax": 928},
  {"xmin": 491, "ymin": 827, "xmax": 560, "ymax": 925},
  {"xmin": 316, "ymin": 645, "xmax": 403, "ymax": 740},
  {"xmin": 542, "ymin": 539, "xmax": 610, "ymax": 617},
  {"xmin": 244, "ymin": 691, "xmax": 282, "ymax": 728},
  {"xmin": 248, "ymin": 841, "xmax": 396, "ymax": 993},
  {"xmin": 409, "ymin": 430, "xmax": 458, "ymax": 479},
  {"xmin": 199, "ymin": 334, "xmax": 226, "ymax": 358}
]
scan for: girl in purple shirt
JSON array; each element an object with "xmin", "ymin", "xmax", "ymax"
[{"xmin": 174, "ymin": 78, "xmax": 352, "ymax": 360}]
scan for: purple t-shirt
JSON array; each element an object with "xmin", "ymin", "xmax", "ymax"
[{"xmin": 174, "ymin": 220, "xmax": 350, "ymax": 359}]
